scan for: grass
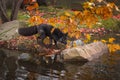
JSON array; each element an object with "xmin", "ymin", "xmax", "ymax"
[
  {"xmin": 17, "ymin": 10, "xmax": 30, "ymax": 21},
  {"xmin": 0, "ymin": 9, "xmax": 29, "ymax": 22},
  {"xmin": 93, "ymin": 18, "xmax": 120, "ymax": 31},
  {"xmin": 38, "ymin": 6, "xmax": 67, "ymax": 18},
  {"xmin": 101, "ymin": 18, "xmax": 120, "ymax": 31}
]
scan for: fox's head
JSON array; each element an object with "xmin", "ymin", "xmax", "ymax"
[{"xmin": 59, "ymin": 33, "xmax": 68, "ymax": 45}]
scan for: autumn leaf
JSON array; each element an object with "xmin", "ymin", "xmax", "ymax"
[
  {"xmin": 86, "ymin": 34, "xmax": 91, "ymax": 41},
  {"xmin": 107, "ymin": 2, "xmax": 115, "ymax": 9},
  {"xmin": 66, "ymin": 40, "xmax": 71, "ymax": 48},
  {"xmin": 93, "ymin": 40, "xmax": 98, "ymax": 42},
  {"xmin": 64, "ymin": 12, "xmax": 71, "ymax": 17},
  {"xmin": 83, "ymin": 34, "xmax": 91, "ymax": 43},
  {"xmin": 26, "ymin": 0, "xmax": 117, "ymax": 47},
  {"xmin": 73, "ymin": 43, "xmax": 77, "ymax": 47},
  {"xmin": 101, "ymin": 39, "xmax": 107, "ymax": 43},
  {"xmin": 62, "ymin": 27, "xmax": 68, "ymax": 33},
  {"xmin": 95, "ymin": 6, "xmax": 113, "ymax": 19},
  {"xmin": 60, "ymin": 16, "xmax": 67, "ymax": 21},
  {"xmin": 74, "ymin": 11, "xmax": 80, "ymax": 16},
  {"xmin": 26, "ymin": 2, "xmax": 39, "ymax": 11},
  {"xmin": 43, "ymin": 37, "xmax": 50, "ymax": 45},
  {"xmin": 83, "ymin": 2, "xmax": 94, "ymax": 9},
  {"xmin": 107, "ymin": 44, "xmax": 120, "ymax": 53},
  {"xmin": 108, "ymin": 37, "xmax": 115, "ymax": 43},
  {"xmin": 75, "ymin": 31, "xmax": 81, "ymax": 39}
]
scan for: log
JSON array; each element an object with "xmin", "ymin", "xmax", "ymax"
[{"xmin": 61, "ymin": 41, "xmax": 109, "ymax": 61}]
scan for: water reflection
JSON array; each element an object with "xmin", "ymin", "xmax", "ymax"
[
  {"xmin": 73, "ymin": 53, "xmax": 120, "ymax": 80},
  {"xmin": 0, "ymin": 33, "xmax": 120, "ymax": 80},
  {"xmin": 0, "ymin": 48, "xmax": 87, "ymax": 80},
  {"xmin": 18, "ymin": 59, "xmax": 68, "ymax": 80},
  {"xmin": 15, "ymin": 52, "xmax": 120, "ymax": 80}
]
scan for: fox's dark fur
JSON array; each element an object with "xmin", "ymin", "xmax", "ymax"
[{"xmin": 18, "ymin": 24, "xmax": 67, "ymax": 47}]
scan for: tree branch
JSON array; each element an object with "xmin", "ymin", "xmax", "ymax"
[
  {"xmin": 10, "ymin": 0, "xmax": 23, "ymax": 20},
  {"xmin": 0, "ymin": 0, "xmax": 9, "ymax": 23}
]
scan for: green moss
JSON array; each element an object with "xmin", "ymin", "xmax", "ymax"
[{"xmin": 93, "ymin": 18, "xmax": 120, "ymax": 31}]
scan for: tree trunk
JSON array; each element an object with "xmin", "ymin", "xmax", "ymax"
[
  {"xmin": 10, "ymin": 0, "xmax": 23, "ymax": 21},
  {"xmin": 0, "ymin": 0, "xmax": 9, "ymax": 23},
  {"xmin": 37, "ymin": 0, "xmax": 47, "ymax": 6}
]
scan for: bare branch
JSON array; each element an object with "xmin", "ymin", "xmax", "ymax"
[
  {"xmin": 0, "ymin": 0, "xmax": 9, "ymax": 23},
  {"xmin": 10, "ymin": 0, "xmax": 23, "ymax": 20}
]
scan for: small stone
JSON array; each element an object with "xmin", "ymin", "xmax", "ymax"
[{"xmin": 18, "ymin": 53, "xmax": 31, "ymax": 60}]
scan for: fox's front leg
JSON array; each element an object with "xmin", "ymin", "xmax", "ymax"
[
  {"xmin": 52, "ymin": 35, "xmax": 59, "ymax": 48},
  {"xmin": 49, "ymin": 37, "xmax": 53, "ymax": 46},
  {"xmin": 37, "ymin": 36, "xmax": 40, "ymax": 43},
  {"xmin": 54, "ymin": 40, "xmax": 59, "ymax": 48},
  {"xmin": 37, "ymin": 34, "xmax": 46, "ymax": 47}
]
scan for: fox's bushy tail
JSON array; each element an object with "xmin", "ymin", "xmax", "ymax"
[{"xmin": 18, "ymin": 26, "xmax": 38, "ymax": 36}]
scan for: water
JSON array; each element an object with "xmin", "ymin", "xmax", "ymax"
[
  {"xmin": 0, "ymin": 33, "xmax": 120, "ymax": 80},
  {"xmin": 1, "ymin": 49, "xmax": 120, "ymax": 80}
]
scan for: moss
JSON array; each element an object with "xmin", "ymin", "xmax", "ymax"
[{"xmin": 93, "ymin": 18, "xmax": 120, "ymax": 31}]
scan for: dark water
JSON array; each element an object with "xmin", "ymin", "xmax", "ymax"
[
  {"xmin": 0, "ymin": 33, "xmax": 120, "ymax": 80},
  {"xmin": 1, "ymin": 48, "xmax": 120, "ymax": 80}
]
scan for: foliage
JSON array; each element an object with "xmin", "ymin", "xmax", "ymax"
[
  {"xmin": 94, "ymin": 37, "xmax": 120, "ymax": 53},
  {"xmin": 100, "ymin": 18, "xmax": 120, "ymax": 31},
  {"xmin": 26, "ymin": 2, "xmax": 39, "ymax": 11},
  {"xmin": 24, "ymin": 0, "xmax": 120, "ymax": 41},
  {"xmin": 93, "ymin": 18, "xmax": 120, "ymax": 31},
  {"xmin": 107, "ymin": 44, "xmax": 120, "ymax": 53}
]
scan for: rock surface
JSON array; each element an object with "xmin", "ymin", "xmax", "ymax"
[
  {"xmin": 61, "ymin": 41, "xmax": 109, "ymax": 61},
  {"xmin": 0, "ymin": 20, "xmax": 26, "ymax": 41}
]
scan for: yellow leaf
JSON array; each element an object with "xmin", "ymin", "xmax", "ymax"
[
  {"xmin": 43, "ymin": 37, "xmax": 50, "ymax": 44},
  {"xmin": 107, "ymin": 3, "xmax": 115, "ymax": 9},
  {"xmin": 83, "ymin": 2, "xmax": 94, "ymax": 9},
  {"xmin": 101, "ymin": 39, "xmax": 107, "ymax": 43},
  {"xmin": 84, "ymin": 39, "xmax": 89, "ymax": 43},
  {"xmin": 64, "ymin": 12, "xmax": 71, "ymax": 17},
  {"xmin": 108, "ymin": 38, "xmax": 115, "ymax": 43},
  {"xmin": 74, "ymin": 11, "xmax": 80, "ymax": 16},
  {"xmin": 60, "ymin": 16, "xmax": 67, "ymax": 20},
  {"xmin": 73, "ymin": 43, "xmax": 77, "ymax": 47},
  {"xmin": 75, "ymin": 31, "xmax": 81, "ymax": 39},
  {"xmin": 107, "ymin": 44, "xmax": 120, "ymax": 53},
  {"xmin": 62, "ymin": 27, "xmax": 68, "ymax": 33},
  {"xmin": 86, "ymin": 34, "xmax": 91, "ymax": 41},
  {"xmin": 26, "ymin": 2, "xmax": 39, "ymax": 11},
  {"xmin": 93, "ymin": 40, "xmax": 98, "ymax": 42}
]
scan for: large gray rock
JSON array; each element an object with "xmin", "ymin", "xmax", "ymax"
[
  {"xmin": 61, "ymin": 41, "xmax": 109, "ymax": 61},
  {"xmin": 0, "ymin": 20, "xmax": 26, "ymax": 41}
]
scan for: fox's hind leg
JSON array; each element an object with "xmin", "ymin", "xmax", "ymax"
[
  {"xmin": 37, "ymin": 32, "xmax": 46, "ymax": 47},
  {"xmin": 52, "ymin": 35, "xmax": 59, "ymax": 48},
  {"xmin": 54, "ymin": 39, "xmax": 60, "ymax": 49}
]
